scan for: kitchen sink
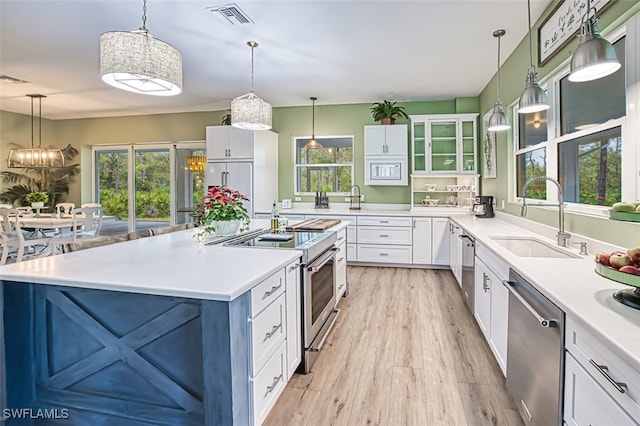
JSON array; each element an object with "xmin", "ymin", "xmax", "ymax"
[{"xmin": 490, "ymin": 236, "xmax": 582, "ymax": 259}]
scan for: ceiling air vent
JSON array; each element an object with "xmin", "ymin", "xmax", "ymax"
[
  {"xmin": 206, "ymin": 3, "xmax": 254, "ymax": 25},
  {"xmin": 0, "ymin": 74, "xmax": 30, "ymax": 84}
]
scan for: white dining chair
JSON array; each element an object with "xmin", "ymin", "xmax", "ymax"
[
  {"xmin": 0, "ymin": 204, "xmax": 13, "ymax": 209},
  {"xmin": 0, "ymin": 208, "xmax": 55, "ymax": 264},
  {"xmin": 55, "ymin": 202, "xmax": 75, "ymax": 216},
  {"xmin": 81, "ymin": 203, "xmax": 102, "ymax": 208},
  {"xmin": 63, "ymin": 206, "xmax": 103, "ymax": 243}
]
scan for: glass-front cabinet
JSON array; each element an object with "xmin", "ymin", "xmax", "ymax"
[{"xmin": 410, "ymin": 114, "xmax": 478, "ymax": 174}]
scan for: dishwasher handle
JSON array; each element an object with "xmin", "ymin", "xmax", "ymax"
[{"xmin": 503, "ymin": 280, "xmax": 557, "ymax": 328}]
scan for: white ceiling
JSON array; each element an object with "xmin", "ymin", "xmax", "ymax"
[{"xmin": 0, "ymin": 0, "xmax": 552, "ymax": 120}]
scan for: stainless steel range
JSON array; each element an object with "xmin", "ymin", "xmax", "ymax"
[{"xmin": 225, "ymin": 228, "xmax": 340, "ymax": 373}]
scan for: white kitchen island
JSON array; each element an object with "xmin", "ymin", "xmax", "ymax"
[{"xmin": 0, "ymin": 228, "xmax": 302, "ymax": 426}]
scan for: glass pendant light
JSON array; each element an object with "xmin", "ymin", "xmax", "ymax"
[
  {"xmin": 518, "ymin": 0, "xmax": 549, "ymax": 114},
  {"xmin": 569, "ymin": 0, "xmax": 620, "ymax": 82},
  {"xmin": 100, "ymin": 0, "xmax": 182, "ymax": 96},
  {"xmin": 7, "ymin": 94, "xmax": 65, "ymax": 168},
  {"xmin": 304, "ymin": 97, "xmax": 323, "ymax": 149},
  {"xmin": 231, "ymin": 41, "xmax": 272, "ymax": 130},
  {"xmin": 488, "ymin": 29, "xmax": 511, "ymax": 132}
]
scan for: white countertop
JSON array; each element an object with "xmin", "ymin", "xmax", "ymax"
[
  {"xmin": 0, "ymin": 227, "xmax": 302, "ymax": 302},
  {"xmin": 450, "ymin": 215, "xmax": 640, "ymax": 372},
  {"xmin": 265, "ymin": 202, "xmax": 471, "ymax": 218}
]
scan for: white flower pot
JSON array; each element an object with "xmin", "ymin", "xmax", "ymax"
[
  {"xmin": 212, "ymin": 220, "xmax": 241, "ymax": 236},
  {"xmin": 31, "ymin": 202, "xmax": 44, "ymax": 209}
]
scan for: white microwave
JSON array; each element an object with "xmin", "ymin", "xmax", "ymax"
[{"xmin": 364, "ymin": 157, "xmax": 407, "ymax": 186}]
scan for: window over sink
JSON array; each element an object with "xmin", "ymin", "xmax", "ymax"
[{"xmin": 294, "ymin": 136, "xmax": 353, "ymax": 194}]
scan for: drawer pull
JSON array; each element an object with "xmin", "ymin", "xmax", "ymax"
[
  {"xmin": 379, "ymin": 253, "xmax": 389, "ymax": 256},
  {"xmin": 264, "ymin": 323, "xmax": 282, "ymax": 341},
  {"xmin": 338, "ymin": 257, "xmax": 344, "ymax": 262},
  {"xmin": 379, "ymin": 220, "xmax": 389, "ymax": 223},
  {"xmin": 337, "ymin": 236, "xmax": 345, "ymax": 241},
  {"xmin": 288, "ymin": 264, "xmax": 300, "ymax": 272},
  {"xmin": 482, "ymin": 273, "xmax": 490, "ymax": 292},
  {"xmin": 379, "ymin": 234, "xmax": 389, "ymax": 237},
  {"xmin": 265, "ymin": 373, "xmax": 283, "ymax": 396},
  {"xmin": 263, "ymin": 283, "xmax": 282, "ymax": 299},
  {"xmin": 589, "ymin": 359, "xmax": 628, "ymax": 394}
]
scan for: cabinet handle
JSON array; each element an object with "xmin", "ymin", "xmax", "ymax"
[
  {"xmin": 379, "ymin": 234, "xmax": 389, "ymax": 238},
  {"xmin": 589, "ymin": 359, "xmax": 628, "ymax": 394},
  {"xmin": 264, "ymin": 323, "xmax": 282, "ymax": 341},
  {"xmin": 338, "ymin": 257, "xmax": 344, "ymax": 262},
  {"xmin": 379, "ymin": 220, "xmax": 389, "ymax": 224},
  {"xmin": 263, "ymin": 283, "xmax": 283, "ymax": 299},
  {"xmin": 288, "ymin": 264, "xmax": 300, "ymax": 272},
  {"xmin": 379, "ymin": 253, "xmax": 389, "ymax": 256},
  {"xmin": 265, "ymin": 374, "xmax": 283, "ymax": 396},
  {"xmin": 482, "ymin": 273, "xmax": 490, "ymax": 292},
  {"xmin": 337, "ymin": 236, "xmax": 345, "ymax": 241}
]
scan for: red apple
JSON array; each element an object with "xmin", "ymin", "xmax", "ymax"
[
  {"xmin": 619, "ymin": 265, "xmax": 640, "ymax": 276},
  {"xmin": 609, "ymin": 253, "xmax": 633, "ymax": 269},
  {"xmin": 627, "ymin": 247, "xmax": 640, "ymax": 266},
  {"xmin": 595, "ymin": 252, "xmax": 611, "ymax": 267}
]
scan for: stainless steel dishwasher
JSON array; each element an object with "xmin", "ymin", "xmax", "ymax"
[
  {"xmin": 459, "ymin": 232, "xmax": 475, "ymax": 312},
  {"xmin": 505, "ymin": 269, "xmax": 565, "ymax": 426}
]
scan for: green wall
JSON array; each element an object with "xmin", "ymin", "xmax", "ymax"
[{"xmin": 477, "ymin": 0, "xmax": 640, "ymax": 248}]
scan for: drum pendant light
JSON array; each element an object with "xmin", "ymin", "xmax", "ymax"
[
  {"xmin": 518, "ymin": 0, "xmax": 549, "ymax": 114},
  {"xmin": 7, "ymin": 94, "xmax": 65, "ymax": 168},
  {"xmin": 100, "ymin": 0, "xmax": 182, "ymax": 96},
  {"xmin": 488, "ymin": 29, "xmax": 511, "ymax": 132},
  {"xmin": 569, "ymin": 0, "xmax": 620, "ymax": 82},
  {"xmin": 231, "ymin": 41, "xmax": 272, "ymax": 130},
  {"xmin": 304, "ymin": 97, "xmax": 323, "ymax": 149}
]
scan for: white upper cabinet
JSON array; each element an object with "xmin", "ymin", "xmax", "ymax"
[
  {"xmin": 364, "ymin": 124, "xmax": 408, "ymax": 157},
  {"xmin": 206, "ymin": 126, "xmax": 254, "ymax": 160}
]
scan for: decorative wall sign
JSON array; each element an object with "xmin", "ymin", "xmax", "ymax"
[
  {"xmin": 538, "ymin": 0, "xmax": 615, "ymax": 66},
  {"xmin": 482, "ymin": 111, "xmax": 497, "ymax": 179}
]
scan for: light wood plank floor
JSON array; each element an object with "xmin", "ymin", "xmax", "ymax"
[{"xmin": 264, "ymin": 266, "xmax": 523, "ymax": 426}]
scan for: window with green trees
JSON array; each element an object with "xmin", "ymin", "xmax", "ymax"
[{"xmin": 295, "ymin": 136, "xmax": 353, "ymax": 193}]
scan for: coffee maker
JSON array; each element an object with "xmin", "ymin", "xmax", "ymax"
[{"xmin": 473, "ymin": 195, "xmax": 495, "ymax": 218}]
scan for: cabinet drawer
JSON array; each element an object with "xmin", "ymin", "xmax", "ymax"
[
  {"xmin": 336, "ymin": 228, "xmax": 347, "ymax": 246},
  {"xmin": 566, "ymin": 316, "xmax": 640, "ymax": 421},
  {"xmin": 251, "ymin": 294, "xmax": 286, "ymax": 375},
  {"xmin": 347, "ymin": 243, "xmax": 357, "ymax": 262},
  {"xmin": 347, "ymin": 226, "xmax": 356, "ymax": 243},
  {"xmin": 251, "ymin": 269, "xmax": 285, "ymax": 316},
  {"xmin": 358, "ymin": 226, "xmax": 412, "ymax": 245},
  {"xmin": 564, "ymin": 353, "xmax": 638, "ymax": 426},
  {"xmin": 336, "ymin": 242, "xmax": 347, "ymax": 268},
  {"xmin": 475, "ymin": 242, "xmax": 509, "ymax": 281},
  {"xmin": 358, "ymin": 244, "xmax": 412, "ymax": 263},
  {"xmin": 252, "ymin": 341, "xmax": 286, "ymax": 425},
  {"xmin": 336, "ymin": 262, "xmax": 347, "ymax": 303},
  {"xmin": 357, "ymin": 216, "xmax": 412, "ymax": 227}
]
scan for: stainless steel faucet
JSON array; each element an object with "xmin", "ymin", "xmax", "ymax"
[{"xmin": 520, "ymin": 176, "xmax": 571, "ymax": 247}]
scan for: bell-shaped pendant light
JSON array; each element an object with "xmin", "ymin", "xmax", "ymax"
[
  {"xmin": 100, "ymin": 0, "xmax": 182, "ymax": 96},
  {"xmin": 7, "ymin": 94, "xmax": 65, "ymax": 168},
  {"xmin": 231, "ymin": 41, "xmax": 272, "ymax": 130},
  {"xmin": 304, "ymin": 97, "xmax": 323, "ymax": 149},
  {"xmin": 568, "ymin": 0, "xmax": 621, "ymax": 82},
  {"xmin": 518, "ymin": 0, "xmax": 549, "ymax": 114},
  {"xmin": 488, "ymin": 29, "xmax": 511, "ymax": 132}
]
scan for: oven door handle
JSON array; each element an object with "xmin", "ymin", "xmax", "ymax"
[{"xmin": 307, "ymin": 247, "xmax": 338, "ymax": 272}]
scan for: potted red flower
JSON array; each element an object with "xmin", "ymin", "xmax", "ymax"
[{"xmin": 195, "ymin": 186, "xmax": 250, "ymax": 237}]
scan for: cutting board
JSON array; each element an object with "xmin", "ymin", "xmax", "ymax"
[{"xmin": 286, "ymin": 218, "xmax": 341, "ymax": 231}]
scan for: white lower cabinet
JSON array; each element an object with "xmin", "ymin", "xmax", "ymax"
[
  {"xmin": 412, "ymin": 218, "xmax": 432, "ymax": 264},
  {"xmin": 335, "ymin": 228, "xmax": 348, "ymax": 304},
  {"xmin": 449, "ymin": 221, "xmax": 462, "ymax": 286},
  {"xmin": 564, "ymin": 316, "xmax": 640, "ymax": 424},
  {"xmin": 356, "ymin": 216, "xmax": 412, "ymax": 264},
  {"xmin": 249, "ymin": 258, "xmax": 301, "ymax": 425},
  {"xmin": 431, "ymin": 217, "xmax": 450, "ymax": 265},
  {"xmin": 473, "ymin": 242, "xmax": 509, "ymax": 375}
]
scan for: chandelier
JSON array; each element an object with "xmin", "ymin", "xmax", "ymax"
[
  {"xmin": 7, "ymin": 94, "xmax": 65, "ymax": 168},
  {"xmin": 100, "ymin": 0, "xmax": 182, "ymax": 96},
  {"xmin": 186, "ymin": 155, "xmax": 206, "ymax": 173},
  {"xmin": 231, "ymin": 41, "xmax": 272, "ymax": 130}
]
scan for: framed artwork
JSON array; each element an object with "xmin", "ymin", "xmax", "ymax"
[
  {"xmin": 482, "ymin": 111, "xmax": 497, "ymax": 179},
  {"xmin": 538, "ymin": 0, "xmax": 615, "ymax": 66}
]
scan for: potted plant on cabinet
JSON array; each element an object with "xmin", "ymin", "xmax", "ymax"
[
  {"xmin": 370, "ymin": 100, "xmax": 408, "ymax": 125},
  {"xmin": 25, "ymin": 191, "xmax": 49, "ymax": 212}
]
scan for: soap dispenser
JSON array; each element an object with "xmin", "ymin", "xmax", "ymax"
[{"xmin": 270, "ymin": 201, "xmax": 279, "ymax": 230}]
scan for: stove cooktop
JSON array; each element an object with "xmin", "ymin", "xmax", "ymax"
[{"xmin": 225, "ymin": 229, "xmax": 337, "ymax": 263}]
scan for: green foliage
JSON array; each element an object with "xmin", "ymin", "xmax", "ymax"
[
  {"xmin": 0, "ymin": 144, "xmax": 80, "ymax": 208},
  {"xmin": 25, "ymin": 191, "xmax": 49, "ymax": 203},
  {"xmin": 99, "ymin": 188, "xmax": 129, "ymax": 220},
  {"xmin": 370, "ymin": 100, "xmax": 408, "ymax": 122},
  {"xmin": 221, "ymin": 111, "xmax": 232, "ymax": 125}
]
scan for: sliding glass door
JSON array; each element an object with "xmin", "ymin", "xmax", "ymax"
[{"xmin": 94, "ymin": 142, "xmax": 204, "ymax": 235}]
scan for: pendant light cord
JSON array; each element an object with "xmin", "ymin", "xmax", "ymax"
[
  {"xmin": 38, "ymin": 95, "xmax": 42, "ymax": 148},
  {"xmin": 496, "ymin": 34, "xmax": 502, "ymax": 100},
  {"xmin": 527, "ymin": 0, "xmax": 534, "ymax": 72},
  {"xmin": 30, "ymin": 96, "xmax": 34, "ymax": 149},
  {"xmin": 311, "ymin": 97, "xmax": 316, "ymax": 138},
  {"xmin": 250, "ymin": 44, "xmax": 255, "ymax": 92},
  {"xmin": 140, "ymin": 0, "xmax": 147, "ymax": 31}
]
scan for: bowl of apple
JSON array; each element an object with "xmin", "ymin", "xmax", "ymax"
[{"xmin": 595, "ymin": 248, "xmax": 640, "ymax": 309}]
